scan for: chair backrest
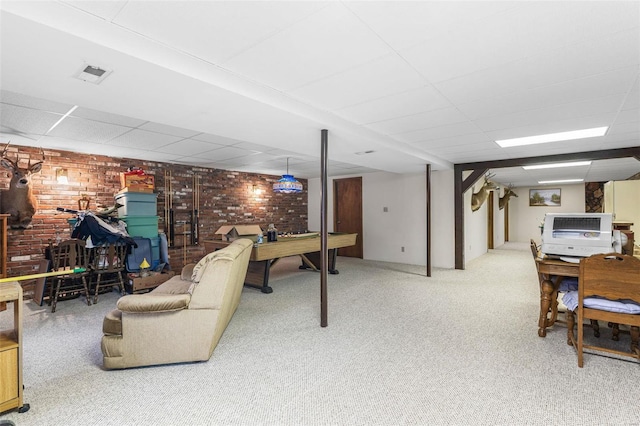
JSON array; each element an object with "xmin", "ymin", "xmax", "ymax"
[
  {"xmin": 91, "ymin": 243, "xmax": 128, "ymax": 273},
  {"xmin": 579, "ymin": 253, "xmax": 640, "ymax": 304},
  {"xmin": 50, "ymin": 239, "xmax": 89, "ymax": 272},
  {"xmin": 530, "ymin": 239, "xmax": 539, "ymax": 260}
]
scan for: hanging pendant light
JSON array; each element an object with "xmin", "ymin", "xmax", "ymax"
[{"xmin": 273, "ymin": 157, "xmax": 303, "ymax": 193}]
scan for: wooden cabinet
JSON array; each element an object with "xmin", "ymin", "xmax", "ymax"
[{"xmin": 0, "ymin": 282, "xmax": 28, "ymax": 414}]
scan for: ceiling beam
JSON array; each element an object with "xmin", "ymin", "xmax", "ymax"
[{"xmin": 456, "ymin": 147, "xmax": 640, "ymax": 171}]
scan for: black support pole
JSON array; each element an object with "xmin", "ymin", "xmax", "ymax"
[
  {"xmin": 320, "ymin": 129, "xmax": 328, "ymax": 327},
  {"xmin": 426, "ymin": 164, "xmax": 431, "ymax": 277}
]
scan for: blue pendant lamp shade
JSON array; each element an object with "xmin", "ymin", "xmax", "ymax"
[{"xmin": 273, "ymin": 158, "xmax": 303, "ymax": 193}]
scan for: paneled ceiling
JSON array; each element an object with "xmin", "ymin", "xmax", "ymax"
[{"xmin": 1, "ymin": 1, "xmax": 639, "ymax": 186}]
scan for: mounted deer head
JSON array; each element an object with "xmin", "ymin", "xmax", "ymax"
[
  {"xmin": 0, "ymin": 142, "xmax": 44, "ymax": 229},
  {"xmin": 471, "ymin": 172, "xmax": 498, "ymax": 212},
  {"xmin": 499, "ymin": 184, "xmax": 518, "ymax": 210}
]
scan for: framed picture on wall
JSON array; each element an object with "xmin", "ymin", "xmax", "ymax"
[{"xmin": 529, "ymin": 188, "xmax": 561, "ymax": 206}]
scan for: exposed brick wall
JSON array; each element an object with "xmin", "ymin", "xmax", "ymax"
[
  {"xmin": 1, "ymin": 145, "xmax": 307, "ymax": 297},
  {"xmin": 585, "ymin": 182, "xmax": 605, "ymax": 213}
]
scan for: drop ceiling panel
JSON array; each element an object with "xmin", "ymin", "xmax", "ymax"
[
  {"xmin": 222, "ymin": 3, "xmax": 391, "ymax": 91},
  {"xmin": 138, "ymin": 122, "xmax": 201, "ymax": 138},
  {"xmin": 155, "ymin": 139, "xmax": 225, "ymax": 157},
  {"xmin": 405, "ymin": 2, "xmax": 640, "ymax": 84},
  {"xmin": 367, "ymin": 107, "xmax": 469, "ymax": 136},
  {"xmin": 191, "ymin": 133, "xmax": 244, "ymax": 146},
  {"xmin": 47, "ymin": 116, "xmax": 133, "ymax": 143},
  {"xmin": 106, "ymin": 128, "xmax": 183, "ymax": 149},
  {"xmin": 290, "ymin": 53, "xmax": 426, "ymax": 111},
  {"xmin": 433, "ymin": 29, "xmax": 640, "ymax": 105},
  {"xmin": 474, "ymin": 94, "xmax": 627, "ymax": 133},
  {"xmin": 345, "ymin": 1, "xmax": 515, "ymax": 52},
  {"xmin": 397, "ymin": 122, "xmax": 484, "ymax": 144},
  {"xmin": 70, "ymin": 107, "xmax": 148, "ymax": 128},
  {"xmin": 457, "ymin": 66, "xmax": 638, "ymax": 122},
  {"xmin": 109, "ymin": 1, "xmax": 327, "ymax": 64},
  {"xmin": 194, "ymin": 146, "xmax": 254, "ymax": 162},
  {"xmin": 411, "ymin": 132, "xmax": 492, "ymax": 151},
  {"xmin": 1, "ymin": 90, "xmax": 74, "ymax": 114},
  {"xmin": 0, "ymin": 104, "xmax": 62, "ymax": 135},
  {"xmin": 61, "ymin": 1, "xmax": 127, "ymax": 21},
  {"xmin": 335, "ymin": 85, "xmax": 452, "ymax": 125}
]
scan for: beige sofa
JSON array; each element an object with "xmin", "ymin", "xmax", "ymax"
[{"xmin": 101, "ymin": 238, "xmax": 253, "ymax": 369}]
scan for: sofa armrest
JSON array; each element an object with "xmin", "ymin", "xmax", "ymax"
[
  {"xmin": 116, "ymin": 293, "xmax": 191, "ymax": 313},
  {"xmin": 181, "ymin": 263, "xmax": 196, "ymax": 280}
]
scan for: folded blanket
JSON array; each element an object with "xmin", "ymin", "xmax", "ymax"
[{"xmin": 562, "ymin": 291, "xmax": 640, "ymax": 314}]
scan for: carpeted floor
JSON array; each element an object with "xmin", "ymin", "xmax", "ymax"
[{"xmin": 1, "ymin": 242, "xmax": 638, "ymax": 425}]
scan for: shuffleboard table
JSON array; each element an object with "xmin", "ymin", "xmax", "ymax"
[{"xmin": 203, "ymin": 232, "xmax": 357, "ymax": 293}]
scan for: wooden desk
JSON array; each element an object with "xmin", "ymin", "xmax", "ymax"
[
  {"xmin": 203, "ymin": 233, "xmax": 357, "ymax": 293},
  {"xmin": 535, "ymin": 257, "xmax": 578, "ymax": 337}
]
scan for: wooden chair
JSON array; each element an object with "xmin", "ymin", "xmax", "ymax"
[
  {"xmin": 566, "ymin": 253, "xmax": 640, "ymax": 367},
  {"xmin": 48, "ymin": 239, "xmax": 92, "ymax": 313},
  {"xmin": 90, "ymin": 242, "xmax": 129, "ymax": 304},
  {"xmin": 531, "ymin": 239, "xmax": 564, "ymax": 328}
]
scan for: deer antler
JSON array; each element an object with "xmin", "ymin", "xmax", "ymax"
[{"xmin": 1, "ymin": 141, "xmax": 10, "ymax": 158}]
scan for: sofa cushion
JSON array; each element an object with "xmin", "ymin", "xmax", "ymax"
[
  {"xmin": 117, "ymin": 293, "xmax": 191, "ymax": 313},
  {"xmin": 152, "ymin": 276, "xmax": 194, "ymax": 295},
  {"xmin": 103, "ymin": 309, "xmax": 122, "ymax": 335}
]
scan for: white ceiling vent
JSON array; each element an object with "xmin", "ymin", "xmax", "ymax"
[{"xmin": 73, "ymin": 63, "xmax": 112, "ymax": 84}]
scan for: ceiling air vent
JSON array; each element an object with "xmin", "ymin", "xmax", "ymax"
[{"xmin": 73, "ymin": 63, "xmax": 112, "ymax": 84}]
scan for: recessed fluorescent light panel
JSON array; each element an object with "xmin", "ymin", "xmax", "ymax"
[
  {"xmin": 495, "ymin": 127, "xmax": 608, "ymax": 148},
  {"xmin": 538, "ymin": 179, "xmax": 584, "ymax": 184},
  {"xmin": 523, "ymin": 161, "xmax": 592, "ymax": 170}
]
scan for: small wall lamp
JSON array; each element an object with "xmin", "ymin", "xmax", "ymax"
[
  {"xmin": 251, "ymin": 185, "xmax": 263, "ymax": 195},
  {"xmin": 56, "ymin": 168, "xmax": 69, "ymax": 185}
]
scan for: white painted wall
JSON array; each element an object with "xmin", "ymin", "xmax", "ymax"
[
  {"xmin": 308, "ymin": 170, "xmax": 456, "ymax": 269},
  {"xmin": 508, "ymin": 184, "xmax": 585, "ymax": 244}
]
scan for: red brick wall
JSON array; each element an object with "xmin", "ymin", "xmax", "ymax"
[{"xmin": 1, "ymin": 145, "xmax": 308, "ymax": 297}]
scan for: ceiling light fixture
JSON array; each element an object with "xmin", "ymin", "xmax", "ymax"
[
  {"xmin": 46, "ymin": 105, "xmax": 78, "ymax": 134},
  {"xmin": 273, "ymin": 157, "xmax": 303, "ymax": 194},
  {"xmin": 538, "ymin": 179, "xmax": 584, "ymax": 184},
  {"xmin": 523, "ymin": 161, "xmax": 592, "ymax": 170},
  {"xmin": 495, "ymin": 127, "xmax": 608, "ymax": 148}
]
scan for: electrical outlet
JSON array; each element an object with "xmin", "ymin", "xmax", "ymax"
[
  {"xmin": 383, "ymin": 206, "xmax": 388, "ymax": 212},
  {"xmin": 401, "ymin": 246, "xmax": 405, "ymax": 252}
]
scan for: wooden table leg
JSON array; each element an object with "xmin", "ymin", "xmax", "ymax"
[
  {"xmin": 566, "ymin": 310, "xmax": 575, "ymax": 346},
  {"xmin": 538, "ymin": 278, "xmax": 555, "ymax": 337}
]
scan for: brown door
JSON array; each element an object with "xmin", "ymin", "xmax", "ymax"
[
  {"xmin": 333, "ymin": 177, "xmax": 363, "ymax": 258},
  {"xmin": 487, "ymin": 191, "xmax": 494, "ymax": 249}
]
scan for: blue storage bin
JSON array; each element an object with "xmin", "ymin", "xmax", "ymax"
[
  {"xmin": 126, "ymin": 237, "xmax": 153, "ymax": 272},
  {"xmin": 123, "ymin": 216, "xmax": 159, "ymax": 238},
  {"xmin": 116, "ymin": 191, "xmax": 157, "ymax": 217},
  {"xmin": 150, "ymin": 236, "xmax": 160, "ymax": 267}
]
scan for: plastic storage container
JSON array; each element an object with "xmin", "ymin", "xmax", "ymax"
[
  {"xmin": 122, "ymin": 216, "xmax": 159, "ymax": 238},
  {"xmin": 126, "ymin": 236, "xmax": 161, "ymax": 272},
  {"xmin": 126, "ymin": 237, "xmax": 152, "ymax": 272},
  {"xmin": 116, "ymin": 192, "xmax": 157, "ymax": 217}
]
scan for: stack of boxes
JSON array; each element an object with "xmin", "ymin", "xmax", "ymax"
[{"xmin": 116, "ymin": 188, "xmax": 161, "ymax": 271}]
